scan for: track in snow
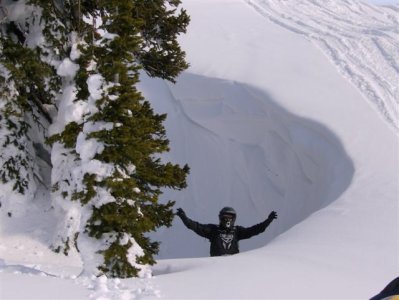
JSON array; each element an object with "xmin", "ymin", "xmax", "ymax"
[{"xmin": 245, "ymin": 0, "xmax": 399, "ymax": 131}]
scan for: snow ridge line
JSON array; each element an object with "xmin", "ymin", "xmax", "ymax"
[{"xmin": 244, "ymin": 0, "xmax": 399, "ymax": 132}]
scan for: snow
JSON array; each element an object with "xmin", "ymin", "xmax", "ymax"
[
  {"xmin": 245, "ymin": 0, "xmax": 399, "ymax": 131},
  {"xmin": 0, "ymin": 0, "xmax": 398, "ymax": 299},
  {"xmin": 57, "ymin": 58, "xmax": 80, "ymax": 78},
  {"xmin": 0, "ymin": 66, "xmax": 38, "ymax": 219},
  {"xmin": 367, "ymin": 0, "xmax": 399, "ymax": 4}
]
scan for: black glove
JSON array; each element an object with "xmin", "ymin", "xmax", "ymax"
[
  {"xmin": 176, "ymin": 208, "xmax": 186, "ymax": 219},
  {"xmin": 268, "ymin": 211, "xmax": 277, "ymax": 220}
]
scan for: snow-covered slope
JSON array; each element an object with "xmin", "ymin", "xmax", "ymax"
[
  {"xmin": 246, "ymin": 0, "xmax": 399, "ymax": 131},
  {"xmin": 0, "ymin": 0, "xmax": 398, "ymax": 299}
]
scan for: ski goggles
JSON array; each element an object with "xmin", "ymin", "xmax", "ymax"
[{"xmin": 220, "ymin": 214, "xmax": 234, "ymax": 221}]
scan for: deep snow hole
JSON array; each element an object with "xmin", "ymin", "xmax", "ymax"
[{"xmin": 143, "ymin": 73, "xmax": 354, "ymax": 259}]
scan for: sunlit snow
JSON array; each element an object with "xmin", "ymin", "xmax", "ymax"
[{"xmin": 0, "ymin": 0, "xmax": 398, "ymax": 299}]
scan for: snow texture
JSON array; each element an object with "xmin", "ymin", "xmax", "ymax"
[
  {"xmin": 0, "ymin": 0, "xmax": 398, "ymax": 299},
  {"xmin": 246, "ymin": 0, "xmax": 399, "ymax": 131}
]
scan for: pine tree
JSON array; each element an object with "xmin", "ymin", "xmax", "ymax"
[
  {"xmin": 28, "ymin": 0, "xmax": 190, "ymax": 277},
  {"xmin": 132, "ymin": 0, "xmax": 190, "ymax": 82},
  {"xmin": 0, "ymin": 2, "xmax": 58, "ymax": 215}
]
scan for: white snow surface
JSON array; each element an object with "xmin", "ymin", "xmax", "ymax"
[
  {"xmin": 0, "ymin": 0, "xmax": 398, "ymax": 299},
  {"xmin": 246, "ymin": 0, "xmax": 399, "ymax": 131}
]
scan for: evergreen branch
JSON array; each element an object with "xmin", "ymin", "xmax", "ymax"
[{"xmin": 29, "ymin": 91, "xmax": 52, "ymax": 123}]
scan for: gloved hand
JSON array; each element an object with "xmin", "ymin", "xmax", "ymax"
[
  {"xmin": 176, "ymin": 208, "xmax": 186, "ymax": 219},
  {"xmin": 268, "ymin": 211, "xmax": 278, "ymax": 220}
]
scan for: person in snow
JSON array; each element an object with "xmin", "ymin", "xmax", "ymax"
[{"xmin": 176, "ymin": 207, "xmax": 277, "ymax": 256}]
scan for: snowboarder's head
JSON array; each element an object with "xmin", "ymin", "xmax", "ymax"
[{"xmin": 219, "ymin": 207, "xmax": 236, "ymax": 229}]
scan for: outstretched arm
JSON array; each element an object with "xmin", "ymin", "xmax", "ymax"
[
  {"xmin": 176, "ymin": 208, "xmax": 212, "ymax": 239},
  {"xmin": 237, "ymin": 211, "xmax": 277, "ymax": 240}
]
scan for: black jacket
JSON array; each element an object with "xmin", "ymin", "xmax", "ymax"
[{"xmin": 179, "ymin": 215, "xmax": 274, "ymax": 256}]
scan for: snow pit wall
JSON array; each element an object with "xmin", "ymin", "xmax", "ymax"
[{"xmin": 139, "ymin": 72, "xmax": 354, "ymax": 259}]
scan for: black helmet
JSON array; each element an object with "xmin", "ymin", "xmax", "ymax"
[
  {"xmin": 219, "ymin": 207, "xmax": 236, "ymax": 217},
  {"xmin": 219, "ymin": 207, "xmax": 236, "ymax": 229}
]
